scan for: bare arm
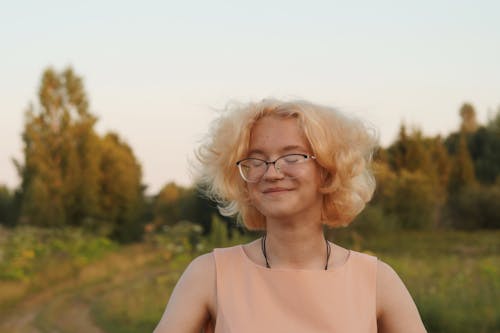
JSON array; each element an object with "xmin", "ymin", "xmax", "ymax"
[
  {"xmin": 376, "ymin": 260, "xmax": 427, "ymax": 333},
  {"xmin": 153, "ymin": 253, "xmax": 215, "ymax": 333}
]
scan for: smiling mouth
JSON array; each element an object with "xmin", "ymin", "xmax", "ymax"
[{"xmin": 263, "ymin": 188, "xmax": 291, "ymax": 194}]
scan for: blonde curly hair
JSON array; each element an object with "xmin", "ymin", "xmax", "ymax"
[{"xmin": 194, "ymin": 99, "xmax": 378, "ymax": 230}]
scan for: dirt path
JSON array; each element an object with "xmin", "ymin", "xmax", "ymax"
[
  {"xmin": 0, "ymin": 245, "xmax": 165, "ymax": 333},
  {"xmin": 0, "ymin": 280, "xmax": 107, "ymax": 333},
  {"xmin": 0, "ymin": 295, "xmax": 105, "ymax": 333}
]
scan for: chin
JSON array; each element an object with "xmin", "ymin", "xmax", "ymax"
[{"xmin": 257, "ymin": 202, "xmax": 302, "ymax": 219}]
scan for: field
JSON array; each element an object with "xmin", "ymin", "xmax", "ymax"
[{"xmin": 0, "ymin": 225, "xmax": 498, "ymax": 333}]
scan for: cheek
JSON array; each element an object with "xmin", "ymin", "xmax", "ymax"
[
  {"xmin": 246, "ymin": 185, "xmax": 260, "ymax": 204},
  {"xmin": 295, "ymin": 168, "xmax": 322, "ymax": 189}
]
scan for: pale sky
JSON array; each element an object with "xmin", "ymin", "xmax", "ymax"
[{"xmin": 1, "ymin": 0, "xmax": 499, "ymax": 195}]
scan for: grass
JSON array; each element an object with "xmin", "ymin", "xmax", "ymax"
[
  {"xmin": 91, "ymin": 228, "xmax": 500, "ymax": 333},
  {"xmin": 331, "ymin": 229, "xmax": 500, "ymax": 332},
  {"xmin": 1, "ymin": 224, "xmax": 498, "ymax": 333}
]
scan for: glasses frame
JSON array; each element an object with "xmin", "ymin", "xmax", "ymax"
[{"xmin": 236, "ymin": 153, "xmax": 316, "ymax": 183}]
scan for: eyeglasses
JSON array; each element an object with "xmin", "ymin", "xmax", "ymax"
[{"xmin": 236, "ymin": 153, "xmax": 316, "ymax": 183}]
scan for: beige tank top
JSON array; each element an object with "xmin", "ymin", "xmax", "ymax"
[{"xmin": 204, "ymin": 244, "xmax": 378, "ymax": 333}]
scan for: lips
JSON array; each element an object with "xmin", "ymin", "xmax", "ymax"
[{"xmin": 262, "ymin": 187, "xmax": 292, "ymax": 193}]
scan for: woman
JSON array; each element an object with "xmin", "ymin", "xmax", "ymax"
[{"xmin": 153, "ymin": 99, "xmax": 427, "ymax": 332}]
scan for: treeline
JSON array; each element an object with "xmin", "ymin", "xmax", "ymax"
[
  {"xmin": 0, "ymin": 67, "xmax": 231, "ymax": 242},
  {"xmin": 0, "ymin": 67, "xmax": 499, "ymax": 240},
  {"xmin": 368, "ymin": 103, "xmax": 500, "ymax": 230},
  {"xmin": 0, "ymin": 68, "xmax": 144, "ymax": 242}
]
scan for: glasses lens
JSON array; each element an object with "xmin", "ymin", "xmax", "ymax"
[
  {"xmin": 239, "ymin": 159, "xmax": 266, "ymax": 182},
  {"xmin": 238, "ymin": 155, "xmax": 313, "ymax": 182},
  {"xmin": 276, "ymin": 154, "xmax": 308, "ymax": 174}
]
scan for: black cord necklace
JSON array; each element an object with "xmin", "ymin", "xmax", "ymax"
[{"xmin": 261, "ymin": 234, "xmax": 332, "ymax": 270}]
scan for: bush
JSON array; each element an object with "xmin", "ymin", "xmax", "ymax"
[
  {"xmin": 350, "ymin": 204, "xmax": 399, "ymax": 234},
  {"xmin": 447, "ymin": 183, "xmax": 500, "ymax": 229},
  {"xmin": 381, "ymin": 170, "xmax": 441, "ymax": 229},
  {"xmin": 0, "ymin": 226, "xmax": 116, "ymax": 281}
]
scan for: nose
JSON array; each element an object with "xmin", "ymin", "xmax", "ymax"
[{"xmin": 262, "ymin": 161, "xmax": 284, "ymax": 180}]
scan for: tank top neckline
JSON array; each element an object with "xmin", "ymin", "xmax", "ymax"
[{"xmin": 238, "ymin": 244, "xmax": 352, "ymax": 273}]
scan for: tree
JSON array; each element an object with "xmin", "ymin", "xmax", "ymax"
[
  {"xmin": 388, "ymin": 123, "xmax": 409, "ymax": 172},
  {"xmin": 15, "ymin": 67, "xmax": 146, "ymax": 241},
  {"xmin": 0, "ymin": 185, "xmax": 15, "ymax": 226},
  {"xmin": 447, "ymin": 182, "xmax": 500, "ymax": 229},
  {"xmin": 446, "ymin": 105, "xmax": 500, "ymax": 185},
  {"xmin": 387, "ymin": 123, "xmax": 434, "ymax": 175},
  {"xmin": 153, "ymin": 182, "xmax": 186, "ymax": 226},
  {"xmin": 99, "ymin": 133, "xmax": 144, "ymax": 242},
  {"xmin": 384, "ymin": 170, "xmax": 440, "ymax": 229},
  {"xmin": 448, "ymin": 132, "xmax": 476, "ymax": 192},
  {"xmin": 16, "ymin": 67, "xmax": 100, "ymax": 226},
  {"xmin": 486, "ymin": 106, "xmax": 500, "ymax": 134},
  {"xmin": 459, "ymin": 103, "xmax": 478, "ymax": 133},
  {"xmin": 151, "ymin": 182, "xmax": 234, "ymax": 236},
  {"xmin": 428, "ymin": 136, "xmax": 452, "ymax": 193}
]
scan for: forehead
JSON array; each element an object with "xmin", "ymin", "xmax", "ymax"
[{"xmin": 248, "ymin": 116, "xmax": 310, "ymax": 153}]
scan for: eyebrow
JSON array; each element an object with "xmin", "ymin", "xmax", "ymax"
[{"xmin": 247, "ymin": 145, "xmax": 307, "ymax": 156}]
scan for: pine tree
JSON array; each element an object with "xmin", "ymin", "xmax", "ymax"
[{"xmin": 448, "ymin": 131, "xmax": 476, "ymax": 192}]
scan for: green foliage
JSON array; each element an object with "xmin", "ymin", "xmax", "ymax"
[
  {"xmin": 2, "ymin": 226, "xmax": 498, "ymax": 332},
  {"xmin": 469, "ymin": 126, "xmax": 500, "ymax": 184},
  {"xmin": 94, "ymin": 230, "xmax": 500, "ymax": 333},
  {"xmin": 372, "ymin": 163, "xmax": 440, "ymax": 229},
  {"xmin": 209, "ymin": 214, "xmax": 229, "ymax": 247},
  {"xmin": 0, "ymin": 185, "xmax": 16, "ymax": 226},
  {"xmin": 448, "ymin": 132, "xmax": 477, "ymax": 192},
  {"xmin": 90, "ymin": 217, "xmax": 250, "ymax": 333},
  {"xmin": 153, "ymin": 182, "xmax": 187, "ymax": 226},
  {"xmin": 380, "ymin": 103, "xmax": 500, "ymax": 230},
  {"xmin": 446, "ymin": 107, "xmax": 500, "ymax": 186},
  {"xmin": 16, "ymin": 67, "xmax": 100, "ymax": 227},
  {"xmin": 459, "ymin": 102, "xmax": 479, "ymax": 133},
  {"xmin": 427, "ymin": 136, "xmax": 452, "ymax": 197},
  {"xmin": 388, "ymin": 170, "xmax": 440, "ymax": 229},
  {"xmin": 152, "ymin": 183, "xmax": 235, "ymax": 236},
  {"xmin": 447, "ymin": 183, "xmax": 500, "ymax": 229},
  {"xmin": 149, "ymin": 220, "xmax": 205, "ymax": 257},
  {"xmin": 387, "ymin": 124, "xmax": 435, "ymax": 175},
  {"xmin": 0, "ymin": 226, "xmax": 116, "ymax": 281},
  {"xmin": 331, "ymin": 230, "xmax": 500, "ymax": 332},
  {"xmin": 14, "ymin": 67, "xmax": 145, "ymax": 241},
  {"xmin": 349, "ymin": 204, "xmax": 399, "ymax": 234},
  {"xmin": 92, "ymin": 221, "xmax": 204, "ymax": 333},
  {"xmin": 99, "ymin": 132, "xmax": 144, "ymax": 242}
]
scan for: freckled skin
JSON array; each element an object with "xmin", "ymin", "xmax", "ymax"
[{"xmin": 246, "ymin": 116, "xmax": 323, "ymax": 221}]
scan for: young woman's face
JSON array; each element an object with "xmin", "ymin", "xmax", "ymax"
[{"xmin": 246, "ymin": 116, "xmax": 323, "ymax": 220}]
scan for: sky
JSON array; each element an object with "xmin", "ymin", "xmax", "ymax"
[{"xmin": 1, "ymin": 0, "xmax": 499, "ymax": 195}]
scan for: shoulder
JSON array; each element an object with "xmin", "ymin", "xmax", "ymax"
[
  {"xmin": 345, "ymin": 249, "xmax": 378, "ymax": 272},
  {"xmin": 187, "ymin": 244, "xmax": 243, "ymax": 279},
  {"xmin": 152, "ymin": 252, "xmax": 217, "ymax": 332},
  {"xmin": 179, "ymin": 252, "xmax": 217, "ymax": 295},
  {"xmin": 375, "ymin": 259, "xmax": 427, "ymax": 332},
  {"xmin": 172, "ymin": 251, "xmax": 217, "ymax": 306},
  {"xmin": 376, "ymin": 259, "xmax": 399, "ymax": 282},
  {"xmin": 376, "ymin": 259, "xmax": 408, "ymax": 304},
  {"xmin": 186, "ymin": 251, "xmax": 216, "ymax": 275},
  {"xmin": 349, "ymin": 249, "xmax": 378, "ymax": 262},
  {"xmin": 376, "ymin": 259, "xmax": 406, "ymax": 314}
]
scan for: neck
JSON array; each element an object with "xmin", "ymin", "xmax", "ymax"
[{"xmin": 263, "ymin": 216, "xmax": 329, "ymax": 270}]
